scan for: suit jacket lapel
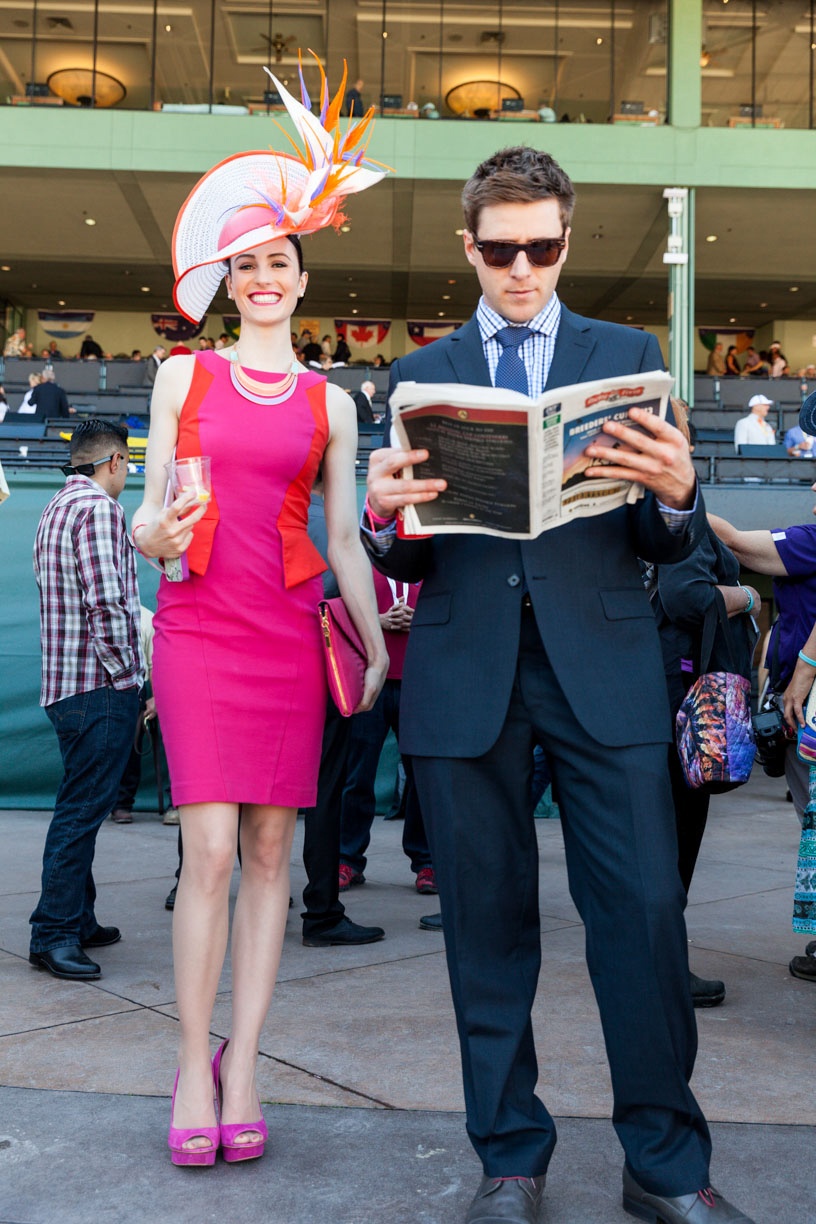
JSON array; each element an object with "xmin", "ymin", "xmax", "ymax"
[
  {"xmin": 446, "ymin": 317, "xmax": 491, "ymax": 387},
  {"xmin": 545, "ymin": 305, "xmax": 596, "ymax": 391}
]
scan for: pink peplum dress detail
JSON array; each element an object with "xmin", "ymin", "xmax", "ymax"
[{"xmin": 152, "ymin": 350, "xmax": 329, "ymax": 808}]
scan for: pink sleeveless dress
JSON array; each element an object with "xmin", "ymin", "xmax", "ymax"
[{"xmin": 152, "ymin": 350, "xmax": 329, "ymax": 808}]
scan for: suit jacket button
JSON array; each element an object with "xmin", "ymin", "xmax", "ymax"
[{"xmin": 507, "ymin": 574, "xmax": 521, "ymax": 587}]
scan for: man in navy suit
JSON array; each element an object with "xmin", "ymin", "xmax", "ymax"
[{"xmin": 363, "ymin": 148, "xmax": 751, "ymax": 1224}]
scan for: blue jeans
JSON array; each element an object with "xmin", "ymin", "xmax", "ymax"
[
  {"xmin": 339, "ymin": 679, "xmax": 431, "ymax": 875},
  {"xmin": 30, "ymin": 685, "xmax": 140, "ymax": 953}
]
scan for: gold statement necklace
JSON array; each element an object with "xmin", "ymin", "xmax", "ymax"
[{"xmin": 228, "ymin": 346, "xmax": 299, "ymax": 405}]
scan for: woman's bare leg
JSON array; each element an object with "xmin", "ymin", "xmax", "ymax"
[
  {"xmin": 217, "ymin": 803, "xmax": 297, "ymax": 1145},
  {"xmin": 171, "ymin": 802, "xmax": 239, "ymax": 1148}
]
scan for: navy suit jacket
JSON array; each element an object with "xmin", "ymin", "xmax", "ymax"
[{"xmin": 368, "ymin": 306, "xmax": 707, "ymax": 757}]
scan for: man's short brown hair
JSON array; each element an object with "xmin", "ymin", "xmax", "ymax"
[{"xmin": 461, "ymin": 146, "xmax": 576, "ymax": 234}]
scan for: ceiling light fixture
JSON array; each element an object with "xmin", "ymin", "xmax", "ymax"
[
  {"xmin": 340, "ymin": 226, "xmax": 351, "ymax": 233},
  {"xmin": 0, "ymin": 265, "xmax": 9, "ymax": 272},
  {"xmin": 705, "ymin": 234, "xmax": 718, "ymax": 242},
  {"xmin": 351, "ymin": 308, "xmax": 358, "ymax": 314},
  {"xmin": 729, "ymin": 317, "xmax": 736, "ymax": 323},
  {"xmin": 454, "ymin": 229, "xmax": 464, "ymax": 236},
  {"xmin": 58, "ymin": 299, "xmax": 66, "ymax": 306},
  {"xmin": 790, "ymin": 286, "xmax": 800, "ymax": 292},
  {"xmin": 165, "ymin": 23, "xmax": 172, "ymax": 32},
  {"xmin": 84, "ymin": 217, "xmax": 96, "ymax": 226},
  {"xmin": 438, "ymin": 312, "xmax": 445, "ymax": 317},
  {"xmin": 442, "ymin": 295, "xmax": 451, "ymax": 300},
  {"xmin": 759, "ymin": 301, "xmax": 768, "ymax": 307},
  {"xmin": 596, "ymin": 37, "xmax": 604, "ymax": 45},
  {"xmin": 47, "ymin": 67, "xmax": 126, "ymax": 108},
  {"xmin": 141, "ymin": 286, "xmax": 150, "ymax": 292}
]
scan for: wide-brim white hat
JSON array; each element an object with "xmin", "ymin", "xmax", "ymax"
[
  {"xmin": 173, "ymin": 153, "xmax": 314, "ymax": 323},
  {"xmin": 172, "ymin": 58, "xmax": 388, "ymax": 324}
]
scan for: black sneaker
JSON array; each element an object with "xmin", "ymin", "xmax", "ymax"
[{"xmin": 302, "ymin": 917, "xmax": 384, "ymax": 947}]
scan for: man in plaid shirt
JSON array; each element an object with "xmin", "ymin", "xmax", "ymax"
[{"xmin": 29, "ymin": 420, "xmax": 145, "ymax": 981}]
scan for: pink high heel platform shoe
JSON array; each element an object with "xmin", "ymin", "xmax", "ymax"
[
  {"xmin": 212, "ymin": 1039, "xmax": 268, "ymax": 1163},
  {"xmin": 167, "ymin": 1067, "xmax": 220, "ymax": 1167}
]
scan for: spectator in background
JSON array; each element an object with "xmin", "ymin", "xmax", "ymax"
[
  {"xmin": 784, "ymin": 423, "xmax": 815, "ymax": 458},
  {"xmin": 344, "ymin": 77, "xmax": 365, "ymax": 117},
  {"xmin": 797, "ymin": 364, "xmax": 816, "ymax": 380},
  {"xmin": 29, "ymin": 420, "xmax": 143, "ymax": 981},
  {"xmin": 197, "ymin": 337, "xmax": 209, "ymax": 351},
  {"xmin": 79, "ymin": 334, "xmax": 104, "ymax": 360},
  {"xmin": 39, "ymin": 348, "xmax": 51, "ymax": 360},
  {"xmin": 725, "ymin": 345, "xmax": 741, "ymax": 376},
  {"xmin": 705, "ymin": 342, "xmax": 726, "ymax": 377},
  {"xmin": 353, "ymin": 379, "xmax": 379, "ymax": 425},
  {"xmin": 3, "ymin": 327, "xmax": 26, "ymax": 357},
  {"xmin": 48, "ymin": 340, "xmax": 63, "ymax": 360},
  {"xmin": 131, "ymin": 350, "xmax": 143, "ymax": 362},
  {"xmin": 734, "ymin": 394, "xmax": 775, "ymax": 450},
  {"xmin": 17, "ymin": 372, "xmax": 41, "ymax": 414},
  {"xmin": 372, "ymin": 353, "xmax": 388, "ymax": 368},
  {"xmin": 769, "ymin": 341, "xmax": 790, "ymax": 378},
  {"xmin": 215, "ymin": 334, "xmax": 230, "ymax": 349},
  {"xmin": 143, "ymin": 344, "xmax": 167, "ymax": 387},
  {"xmin": 29, "ymin": 367, "xmax": 74, "ymax": 420},
  {"xmin": 741, "ymin": 347, "xmax": 769, "ymax": 377},
  {"xmin": 300, "ymin": 331, "xmax": 322, "ymax": 364},
  {"xmin": 338, "ymin": 569, "xmax": 435, "ymax": 897},
  {"xmin": 320, "ymin": 334, "xmax": 333, "ymax": 358},
  {"xmin": 332, "ymin": 333, "xmax": 351, "ymax": 364}
]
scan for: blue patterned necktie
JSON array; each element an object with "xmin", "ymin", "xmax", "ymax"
[{"xmin": 494, "ymin": 325, "xmax": 533, "ymax": 395}]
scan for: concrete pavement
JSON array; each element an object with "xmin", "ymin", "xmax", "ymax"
[{"xmin": 1, "ymin": 770, "xmax": 813, "ymax": 1223}]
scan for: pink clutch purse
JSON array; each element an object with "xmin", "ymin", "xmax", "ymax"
[{"xmin": 318, "ymin": 598, "xmax": 367, "ymax": 717}]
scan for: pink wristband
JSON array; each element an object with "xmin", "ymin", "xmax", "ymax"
[{"xmin": 364, "ymin": 495, "xmax": 396, "ymax": 528}]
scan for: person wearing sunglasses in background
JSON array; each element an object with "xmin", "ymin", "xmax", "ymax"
[
  {"xmin": 29, "ymin": 420, "xmax": 144, "ymax": 982},
  {"xmin": 364, "ymin": 147, "xmax": 752, "ymax": 1224}
]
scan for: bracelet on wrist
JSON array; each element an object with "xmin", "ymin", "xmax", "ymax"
[
  {"xmin": 364, "ymin": 494, "xmax": 396, "ymax": 527},
  {"xmin": 798, "ymin": 649, "xmax": 816, "ymax": 668},
  {"xmin": 738, "ymin": 584, "xmax": 755, "ymax": 615}
]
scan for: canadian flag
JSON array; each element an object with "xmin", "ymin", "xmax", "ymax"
[{"xmin": 334, "ymin": 319, "xmax": 391, "ymax": 348}]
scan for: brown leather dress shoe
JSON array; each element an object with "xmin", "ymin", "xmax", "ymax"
[
  {"xmin": 465, "ymin": 1175, "xmax": 546, "ymax": 1223},
  {"xmin": 622, "ymin": 1167, "xmax": 755, "ymax": 1222}
]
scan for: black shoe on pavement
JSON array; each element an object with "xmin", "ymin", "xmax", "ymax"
[
  {"xmin": 465, "ymin": 1175, "xmax": 546, "ymax": 1223},
  {"xmin": 29, "ymin": 946, "xmax": 101, "ymax": 981},
  {"xmin": 165, "ymin": 884, "xmax": 177, "ymax": 911},
  {"xmin": 690, "ymin": 971, "xmax": 725, "ymax": 1008},
  {"xmin": 302, "ymin": 917, "xmax": 385, "ymax": 947},
  {"xmin": 82, "ymin": 924, "xmax": 121, "ymax": 948},
  {"xmin": 419, "ymin": 912, "xmax": 443, "ymax": 931},
  {"xmin": 622, "ymin": 1167, "xmax": 754, "ymax": 1222},
  {"xmin": 789, "ymin": 939, "xmax": 816, "ymax": 981}
]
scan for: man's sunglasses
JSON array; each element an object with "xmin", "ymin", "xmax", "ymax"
[
  {"xmin": 61, "ymin": 452, "xmax": 121, "ymax": 477},
  {"xmin": 473, "ymin": 234, "xmax": 567, "ymax": 269}
]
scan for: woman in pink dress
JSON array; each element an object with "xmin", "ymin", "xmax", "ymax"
[{"xmin": 132, "ymin": 62, "xmax": 389, "ymax": 1167}]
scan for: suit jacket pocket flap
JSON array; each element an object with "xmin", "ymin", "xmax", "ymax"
[
  {"xmin": 411, "ymin": 592, "xmax": 452, "ymax": 626},
  {"xmin": 600, "ymin": 588, "xmax": 651, "ymax": 620}
]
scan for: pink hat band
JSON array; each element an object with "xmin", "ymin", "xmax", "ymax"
[{"xmin": 218, "ymin": 205, "xmax": 281, "ymax": 250}]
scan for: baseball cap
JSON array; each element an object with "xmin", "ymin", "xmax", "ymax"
[{"xmin": 748, "ymin": 394, "xmax": 773, "ymax": 408}]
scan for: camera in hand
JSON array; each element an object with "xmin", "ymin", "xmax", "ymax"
[{"xmin": 752, "ymin": 703, "xmax": 794, "ymax": 777}]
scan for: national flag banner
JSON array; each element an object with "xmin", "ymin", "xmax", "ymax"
[
  {"xmin": 222, "ymin": 315, "xmax": 241, "ymax": 342},
  {"xmin": 698, "ymin": 327, "xmax": 755, "ymax": 354},
  {"xmin": 335, "ymin": 319, "xmax": 391, "ymax": 348},
  {"xmin": 152, "ymin": 313, "xmax": 206, "ymax": 343},
  {"xmin": 407, "ymin": 320, "xmax": 463, "ymax": 348},
  {"xmin": 38, "ymin": 310, "xmax": 95, "ymax": 339}
]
